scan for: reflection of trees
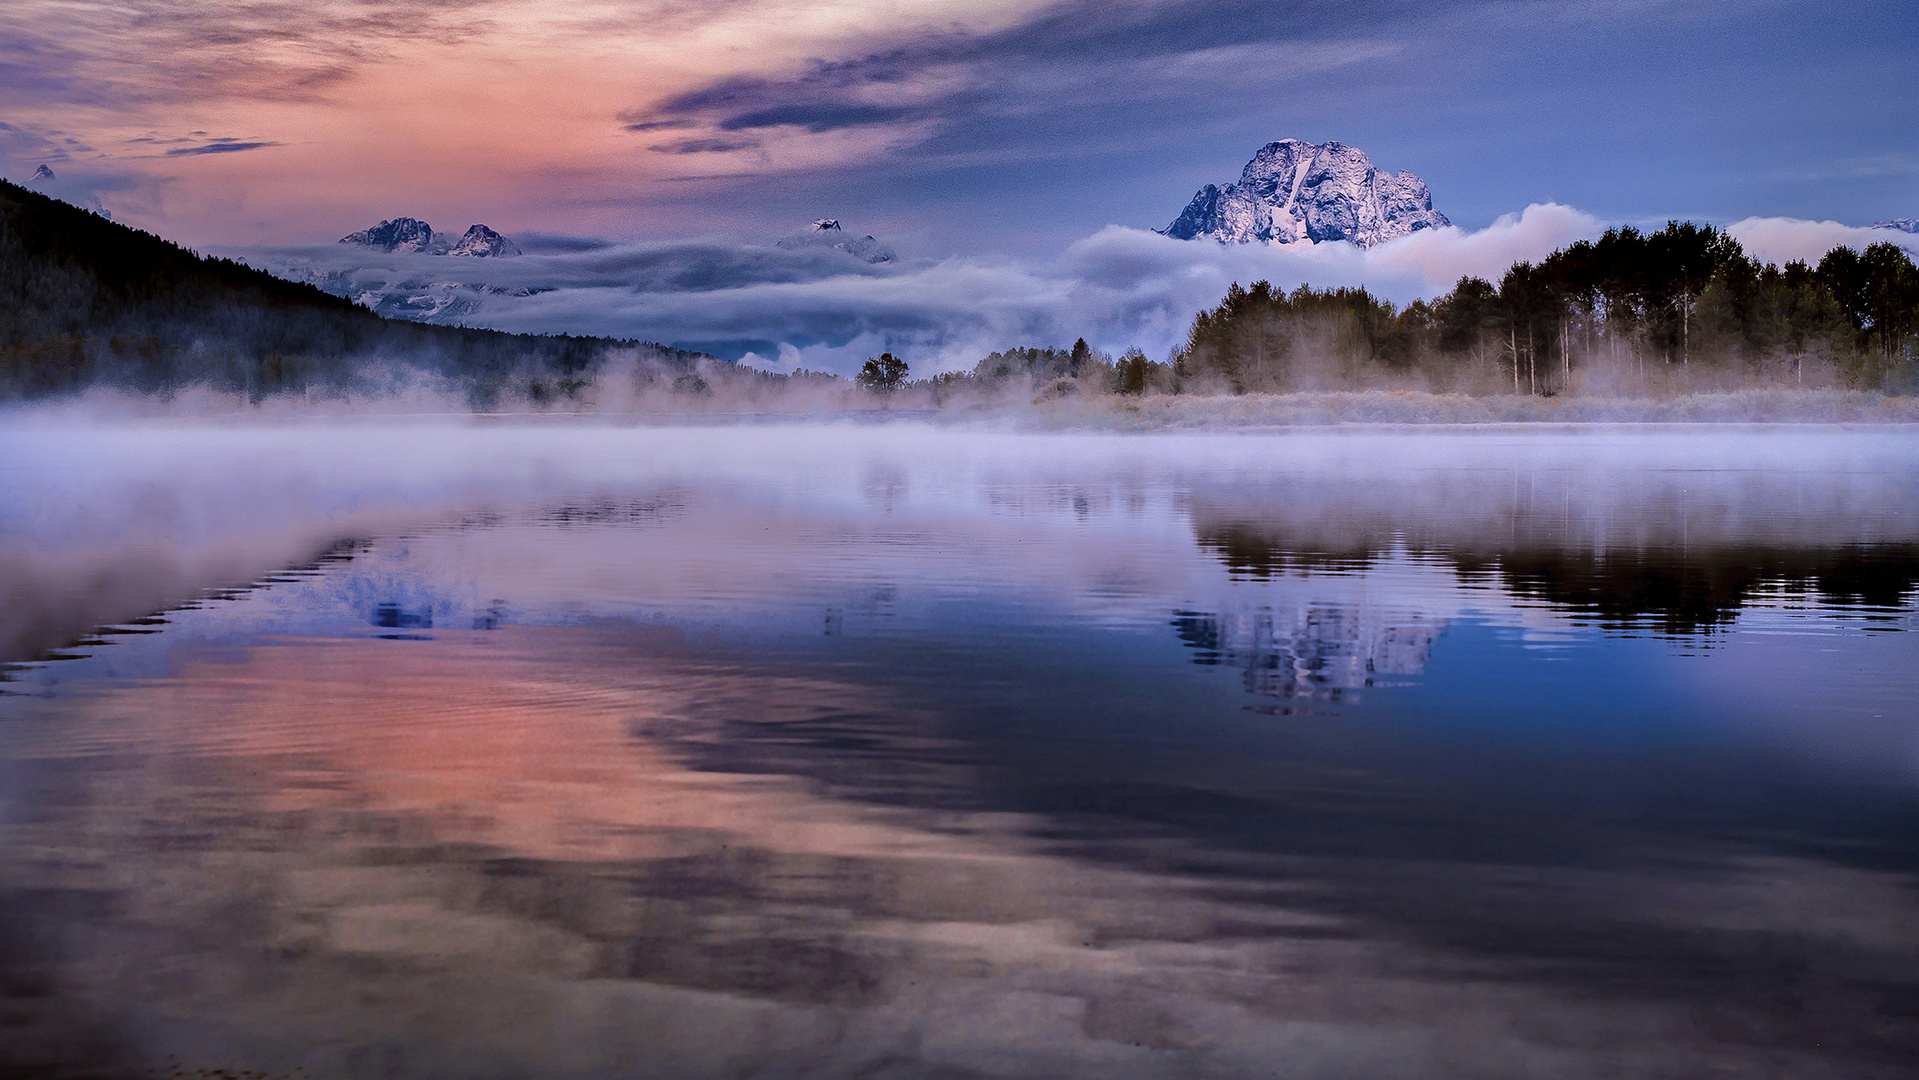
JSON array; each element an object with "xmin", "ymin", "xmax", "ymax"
[
  {"xmin": 1194, "ymin": 526, "xmax": 1379, "ymax": 579},
  {"xmin": 1188, "ymin": 478, "xmax": 1919, "ymax": 637},
  {"xmin": 1172, "ymin": 605, "xmax": 1441, "ymax": 707},
  {"xmin": 1491, "ymin": 546, "xmax": 1919, "ymax": 635}
]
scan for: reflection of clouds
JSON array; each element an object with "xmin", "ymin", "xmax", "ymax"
[
  {"xmin": 6, "ymin": 616, "xmax": 1918, "ymax": 1076},
  {"xmin": 0, "ymin": 625, "xmax": 1437, "ymax": 1073},
  {"xmin": 9, "ymin": 624, "xmax": 1917, "ymax": 1078}
]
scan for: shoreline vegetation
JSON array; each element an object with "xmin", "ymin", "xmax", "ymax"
[
  {"xmin": 13, "ymin": 387, "xmax": 1919, "ymax": 428},
  {"xmin": 5, "ymin": 178, "xmax": 1916, "ymax": 424}
]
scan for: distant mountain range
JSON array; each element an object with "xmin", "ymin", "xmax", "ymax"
[
  {"xmin": 340, "ymin": 217, "xmax": 522, "ymax": 257},
  {"xmin": 1874, "ymin": 219, "xmax": 1919, "ymax": 234},
  {"xmin": 1163, "ymin": 139, "xmax": 1449, "ymax": 248},
  {"xmin": 248, "ymin": 217, "xmax": 896, "ymax": 326}
]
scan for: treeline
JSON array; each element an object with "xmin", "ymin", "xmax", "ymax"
[
  {"xmin": 875, "ymin": 222, "xmax": 1917, "ymax": 406},
  {"xmin": 903, "ymin": 340, "xmax": 1175, "ymax": 404},
  {"xmin": 11, "ymin": 176, "xmax": 1916, "ymax": 409},
  {"xmin": 0, "ymin": 179, "xmax": 753, "ymax": 405},
  {"xmin": 1173, "ymin": 222, "xmax": 1919, "ymax": 395}
]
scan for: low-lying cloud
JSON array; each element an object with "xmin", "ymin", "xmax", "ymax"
[
  {"xmin": 1725, "ymin": 216, "xmax": 1918, "ymax": 268},
  {"xmin": 223, "ymin": 204, "xmax": 1917, "ymax": 378}
]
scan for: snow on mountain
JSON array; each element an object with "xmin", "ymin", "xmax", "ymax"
[
  {"xmin": 288, "ymin": 262, "xmax": 540, "ymax": 322},
  {"xmin": 338, "ymin": 218, "xmax": 520, "ymax": 256},
  {"xmin": 775, "ymin": 218, "xmax": 895, "ymax": 263},
  {"xmin": 257, "ymin": 217, "xmax": 895, "ymax": 328},
  {"xmin": 1163, "ymin": 139, "xmax": 1448, "ymax": 248},
  {"xmin": 1872, "ymin": 219, "xmax": 1919, "ymax": 234},
  {"xmin": 448, "ymin": 224, "xmax": 521, "ymax": 257},
  {"xmin": 340, "ymin": 217, "xmax": 439, "ymax": 253}
]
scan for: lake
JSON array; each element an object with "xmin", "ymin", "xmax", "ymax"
[{"xmin": 1, "ymin": 421, "xmax": 1915, "ymax": 1079}]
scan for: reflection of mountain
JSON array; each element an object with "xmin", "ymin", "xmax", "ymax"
[{"xmin": 1174, "ymin": 604, "xmax": 1441, "ymax": 706}]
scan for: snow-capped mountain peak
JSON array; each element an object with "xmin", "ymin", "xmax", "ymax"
[
  {"xmin": 1872, "ymin": 219, "xmax": 1919, "ymax": 234},
  {"xmin": 25, "ymin": 163, "xmax": 111, "ymax": 218},
  {"xmin": 1163, "ymin": 139, "xmax": 1449, "ymax": 248},
  {"xmin": 448, "ymin": 224, "xmax": 520, "ymax": 257},
  {"xmin": 339, "ymin": 217, "xmax": 519, "ymax": 256},
  {"xmin": 340, "ymin": 217, "xmax": 437, "ymax": 253}
]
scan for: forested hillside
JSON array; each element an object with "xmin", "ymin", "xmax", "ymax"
[
  {"xmin": 1171, "ymin": 223, "xmax": 1919, "ymax": 396},
  {"xmin": 0, "ymin": 180, "xmax": 725, "ymax": 404}
]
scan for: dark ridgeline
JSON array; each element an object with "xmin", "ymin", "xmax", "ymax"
[
  {"xmin": 0, "ymin": 179, "xmax": 800, "ymax": 405},
  {"xmin": 1171, "ymin": 223, "xmax": 1919, "ymax": 395}
]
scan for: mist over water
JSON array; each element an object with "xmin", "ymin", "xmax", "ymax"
[{"xmin": 2, "ymin": 421, "xmax": 1916, "ymax": 1078}]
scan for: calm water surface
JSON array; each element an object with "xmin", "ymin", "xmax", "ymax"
[{"xmin": 0, "ymin": 423, "xmax": 1915, "ymax": 1079}]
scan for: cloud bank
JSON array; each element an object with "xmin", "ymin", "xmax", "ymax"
[
  {"xmin": 226, "ymin": 204, "xmax": 1612, "ymax": 376},
  {"xmin": 1725, "ymin": 216, "xmax": 1919, "ymax": 268}
]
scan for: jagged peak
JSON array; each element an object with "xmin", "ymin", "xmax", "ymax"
[
  {"xmin": 1163, "ymin": 139, "xmax": 1448, "ymax": 249},
  {"xmin": 338, "ymin": 217, "xmax": 519, "ymax": 256},
  {"xmin": 448, "ymin": 224, "xmax": 521, "ymax": 257},
  {"xmin": 23, "ymin": 163, "xmax": 110, "ymax": 218},
  {"xmin": 339, "ymin": 217, "xmax": 437, "ymax": 252}
]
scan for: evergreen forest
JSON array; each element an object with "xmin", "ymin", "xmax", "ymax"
[{"xmin": 1168, "ymin": 222, "xmax": 1919, "ymax": 397}]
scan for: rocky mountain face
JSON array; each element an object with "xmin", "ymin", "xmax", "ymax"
[
  {"xmin": 449, "ymin": 224, "xmax": 520, "ymax": 257},
  {"xmin": 775, "ymin": 218, "xmax": 894, "ymax": 263},
  {"xmin": 1873, "ymin": 219, "xmax": 1919, "ymax": 234},
  {"xmin": 1164, "ymin": 140, "xmax": 1448, "ymax": 248},
  {"xmin": 340, "ymin": 217, "xmax": 436, "ymax": 252},
  {"xmin": 339, "ymin": 217, "xmax": 519, "ymax": 256}
]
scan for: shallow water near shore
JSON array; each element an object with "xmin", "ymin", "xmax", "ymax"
[{"xmin": 1, "ymin": 422, "xmax": 1916, "ymax": 1079}]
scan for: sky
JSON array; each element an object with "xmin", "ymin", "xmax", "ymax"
[{"xmin": 4, "ymin": 0, "xmax": 1917, "ymax": 370}]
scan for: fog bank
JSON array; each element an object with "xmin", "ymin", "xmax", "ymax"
[
  {"xmin": 224, "ymin": 206, "xmax": 1609, "ymax": 376},
  {"xmin": 7, "ymin": 419, "xmax": 1917, "ymax": 667}
]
